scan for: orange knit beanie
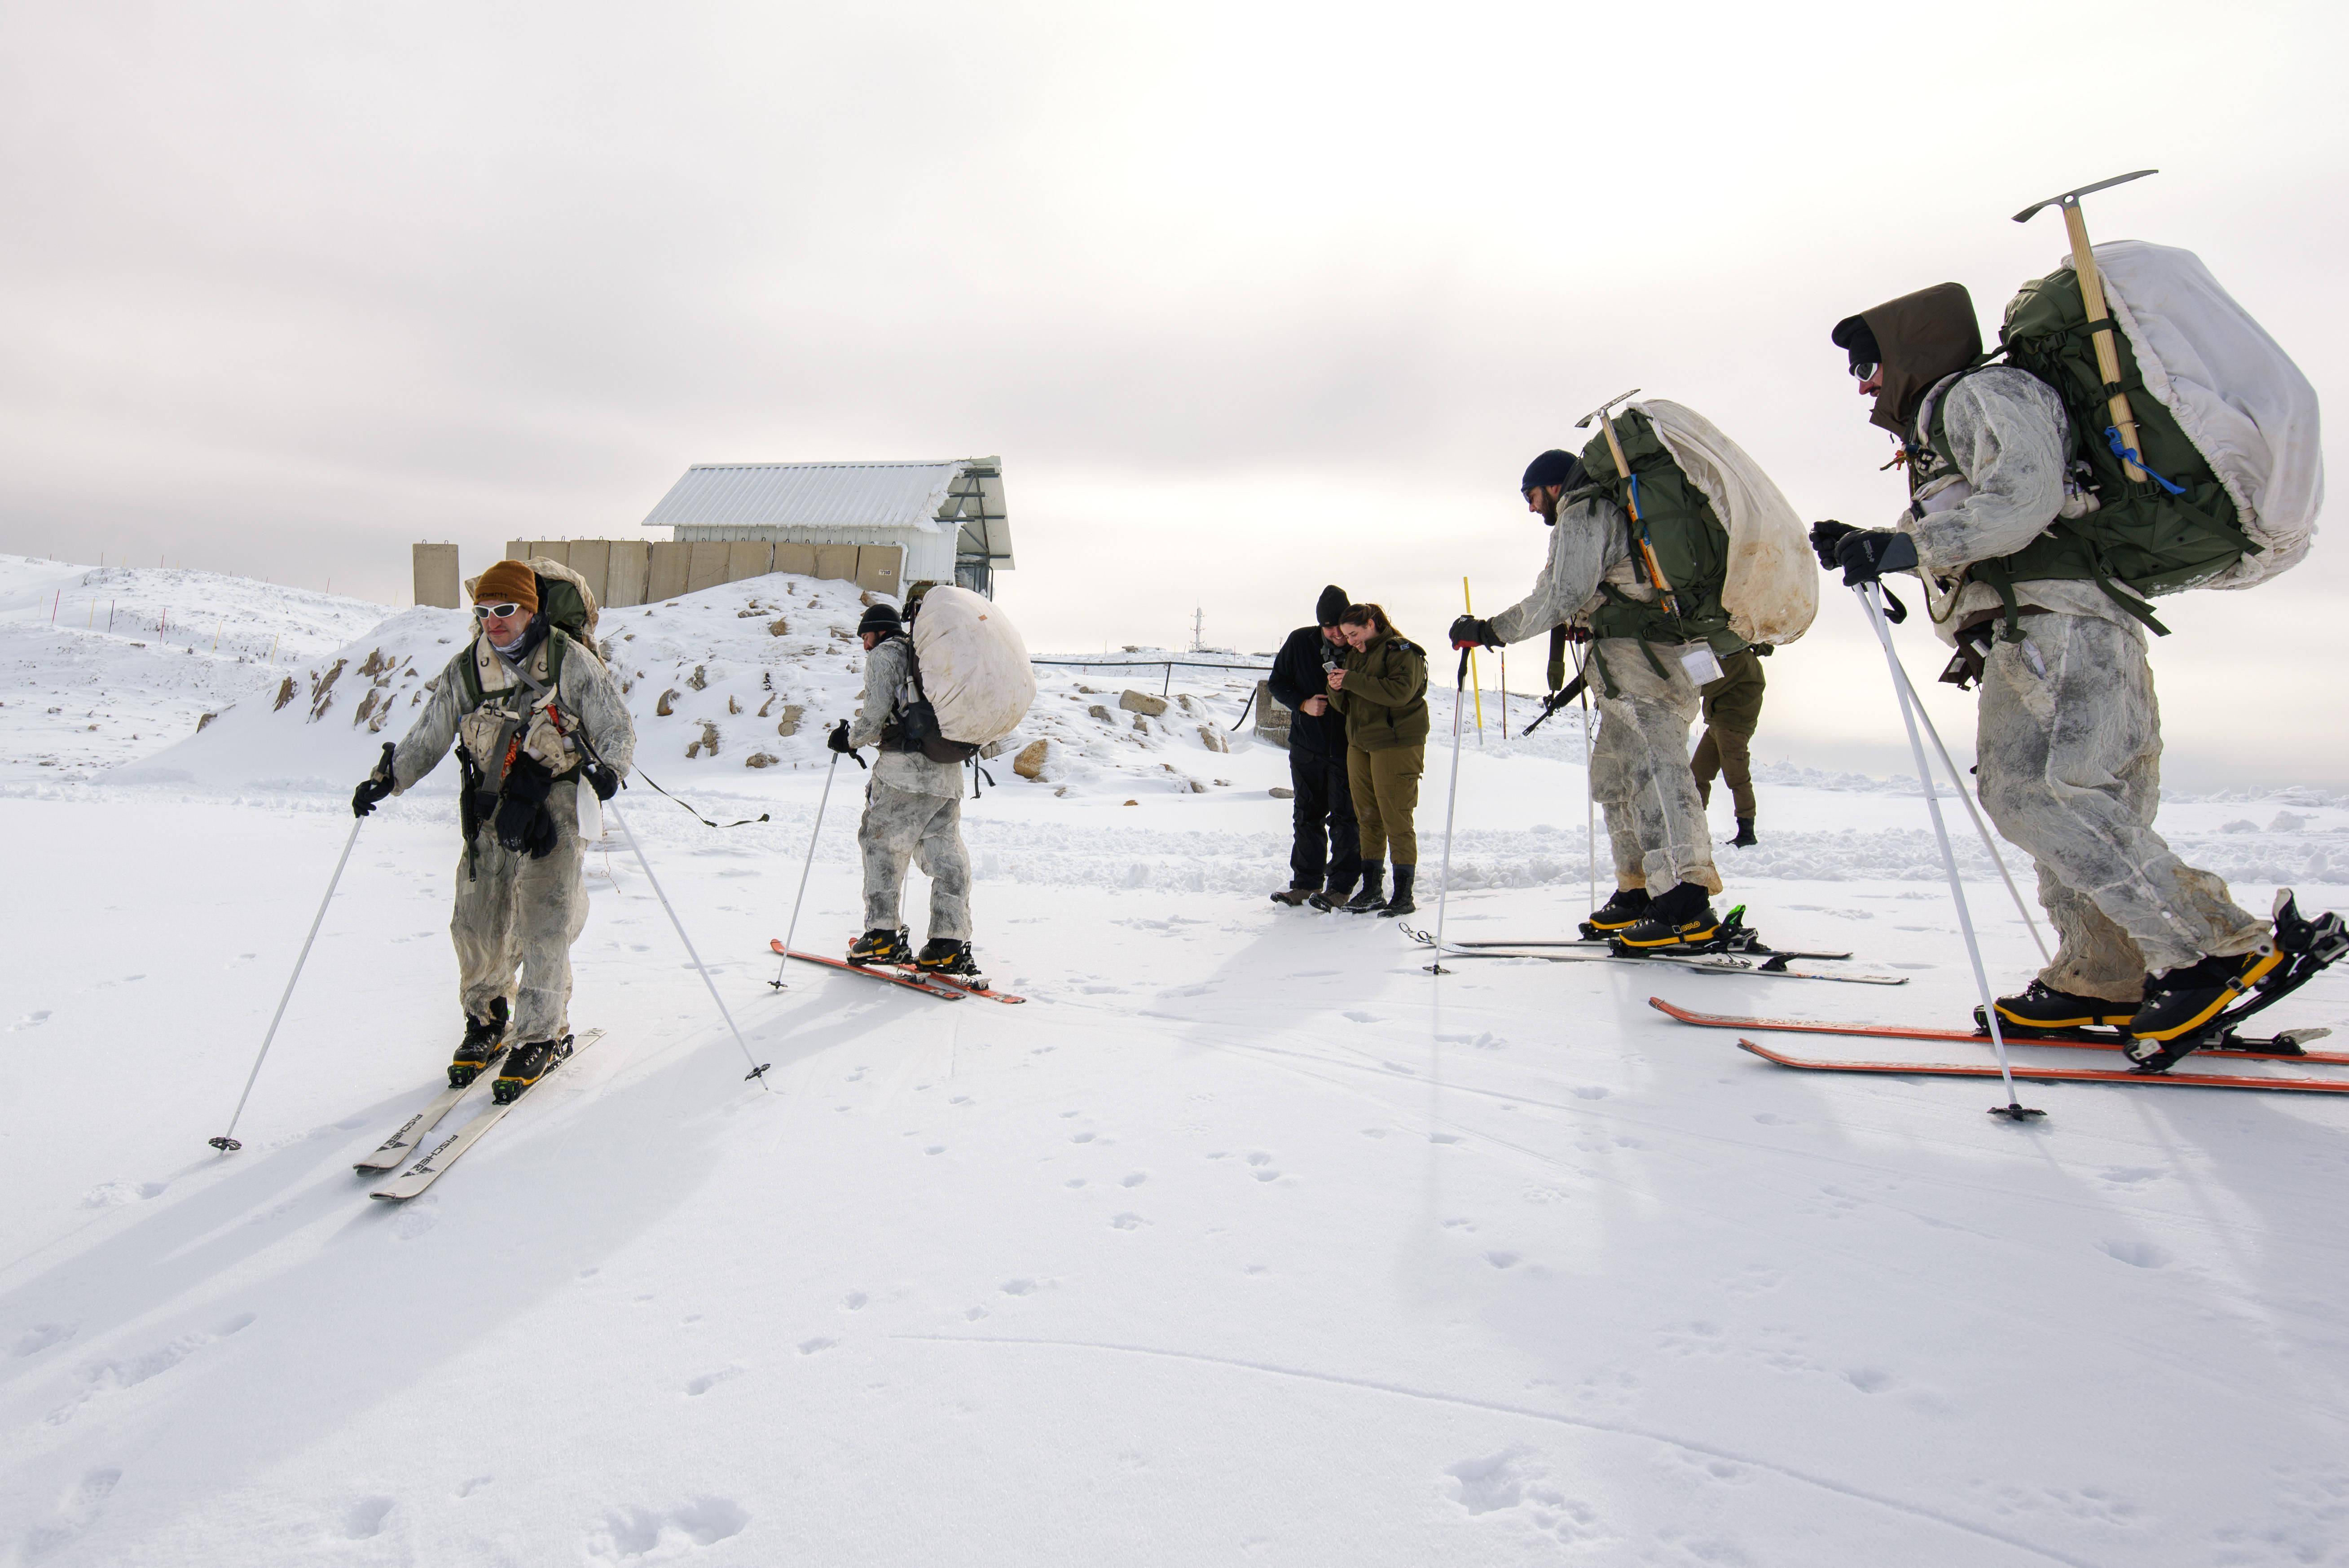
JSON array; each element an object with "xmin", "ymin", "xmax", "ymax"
[{"xmin": 474, "ymin": 560, "xmax": 540, "ymax": 612}]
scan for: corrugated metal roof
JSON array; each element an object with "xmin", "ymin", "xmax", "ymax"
[{"xmin": 641, "ymin": 461, "xmax": 968, "ymax": 532}]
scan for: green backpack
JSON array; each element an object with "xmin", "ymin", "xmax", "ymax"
[
  {"xmin": 1925, "ymin": 266, "xmax": 2256, "ymax": 637},
  {"xmin": 1576, "ymin": 408, "xmax": 1743, "ymax": 659}
]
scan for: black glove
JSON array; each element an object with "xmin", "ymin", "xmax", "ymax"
[
  {"xmin": 827, "ymin": 720, "xmax": 856, "ymax": 755},
  {"xmin": 495, "ymin": 753, "xmax": 559, "ymax": 857},
  {"xmin": 1832, "ymin": 528, "xmax": 1919, "ymax": 585},
  {"xmin": 584, "ymin": 760, "xmax": 621, "ymax": 801},
  {"xmin": 1808, "ymin": 519, "xmax": 1857, "ymax": 571},
  {"xmin": 351, "ymin": 742, "xmax": 396, "ymax": 818},
  {"xmin": 1448, "ymin": 615, "xmax": 1501, "ymax": 650}
]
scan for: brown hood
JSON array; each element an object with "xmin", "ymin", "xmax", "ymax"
[{"xmin": 1859, "ymin": 282, "xmax": 1982, "ymax": 436}]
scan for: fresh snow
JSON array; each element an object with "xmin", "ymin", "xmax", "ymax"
[{"xmin": 4, "ymin": 559, "xmax": 2348, "ymax": 1565}]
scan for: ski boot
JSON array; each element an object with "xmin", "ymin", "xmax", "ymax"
[
  {"xmin": 1613, "ymin": 882, "xmax": 1721, "ymax": 951},
  {"xmin": 1728, "ymin": 819, "xmax": 1757, "ymax": 848},
  {"xmin": 916, "ymin": 937, "xmax": 983, "ymax": 981},
  {"xmin": 1270, "ymin": 887, "xmax": 1315, "ymax": 908},
  {"xmin": 847, "ymin": 926, "xmax": 913, "ymax": 966},
  {"xmin": 1378, "ymin": 865, "xmax": 1417, "ymax": 918},
  {"xmin": 492, "ymin": 1034, "xmax": 572, "ymax": 1104},
  {"xmin": 2124, "ymin": 949, "xmax": 2287, "ymax": 1070},
  {"xmin": 449, "ymin": 998, "xmax": 509, "ymax": 1088},
  {"xmin": 1341, "ymin": 865, "xmax": 1387, "ymax": 914},
  {"xmin": 1976, "ymin": 980, "xmax": 2138, "ymax": 1039},
  {"xmin": 1578, "ymin": 886, "xmax": 1650, "ymax": 940}
]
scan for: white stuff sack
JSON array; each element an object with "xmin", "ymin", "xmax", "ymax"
[
  {"xmin": 910, "ymin": 584, "xmax": 1036, "ymax": 746},
  {"xmin": 1636, "ymin": 399, "xmax": 1818, "ymax": 646},
  {"xmin": 2089, "ymin": 239, "xmax": 2321, "ymax": 589}
]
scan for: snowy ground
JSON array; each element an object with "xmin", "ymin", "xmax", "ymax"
[{"xmin": 5, "ymin": 562, "xmax": 2349, "ymax": 1566}]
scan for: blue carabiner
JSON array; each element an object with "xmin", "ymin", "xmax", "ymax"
[{"xmin": 2106, "ymin": 426, "xmax": 2187, "ymax": 496}]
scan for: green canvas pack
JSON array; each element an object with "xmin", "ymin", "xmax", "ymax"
[
  {"xmin": 1925, "ymin": 267, "xmax": 2257, "ymax": 637},
  {"xmin": 1576, "ymin": 408, "xmax": 1743, "ymax": 657}
]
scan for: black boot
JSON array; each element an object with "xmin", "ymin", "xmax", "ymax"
[
  {"xmin": 1342, "ymin": 865, "xmax": 1386, "ymax": 913},
  {"xmin": 492, "ymin": 1034, "xmax": 572, "ymax": 1104},
  {"xmin": 1378, "ymin": 865, "xmax": 1417, "ymax": 917},
  {"xmin": 1976, "ymin": 979, "xmax": 2138, "ymax": 1037},
  {"xmin": 848, "ymin": 926, "xmax": 913, "ymax": 966},
  {"xmin": 1728, "ymin": 819, "xmax": 1757, "ymax": 848},
  {"xmin": 917, "ymin": 937, "xmax": 981, "ymax": 977},
  {"xmin": 450, "ymin": 997, "xmax": 508, "ymax": 1088},
  {"xmin": 2123, "ymin": 949, "xmax": 2286, "ymax": 1069},
  {"xmin": 1579, "ymin": 886, "xmax": 1650, "ymax": 938},
  {"xmin": 1614, "ymin": 881, "xmax": 1721, "ymax": 950}
]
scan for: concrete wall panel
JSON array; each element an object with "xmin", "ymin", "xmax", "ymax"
[
  {"xmin": 773, "ymin": 542, "xmax": 818, "ymax": 579},
  {"xmin": 647, "ymin": 541, "xmax": 691, "ymax": 602},
  {"xmin": 412, "ymin": 543, "xmax": 461, "ymax": 608},
  {"xmin": 855, "ymin": 545, "xmax": 905, "ymax": 596},
  {"xmin": 606, "ymin": 540, "xmax": 649, "ymax": 607},
  {"xmin": 814, "ymin": 544, "xmax": 859, "ymax": 582},
  {"xmin": 725, "ymin": 540, "xmax": 773, "ymax": 584},
  {"xmin": 686, "ymin": 541, "xmax": 731, "ymax": 593}
]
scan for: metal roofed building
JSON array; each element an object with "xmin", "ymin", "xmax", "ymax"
[{"xmin": 641, "ymin": 457, "xmax": 1013, "ymax": 598}]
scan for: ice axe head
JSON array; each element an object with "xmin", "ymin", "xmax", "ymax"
[
  {"xmin": 1574, "ymin": 388, "xmax": 1641, "ymax": 430},
  {"xmin": 2012, "ymin": 169, "xmax": 2156, "ymax": 224}
]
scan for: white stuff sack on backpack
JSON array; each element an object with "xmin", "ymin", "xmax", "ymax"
[
  {"xmin": 910, "ymin": 584, "xmax": 1037, "ymax": 747},
  {"xmin": 2091, "ymin": 239, "xmax": 2322, "ymax": 589},
  {"xmin": 1636, "ymin": 399, "xmax": 1819, "ymax": 646}
]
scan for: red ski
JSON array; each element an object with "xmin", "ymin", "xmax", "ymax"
[
  {"xmin": 769, "ymin": 942, "xmax": 967, "ymax": 1001},
  {"xmin": 1737, "ymin": 1037, "xmax": 2349, "ymax": 1095},
  {"xmin": 1648, "ymin": 996, "xmax": 2347, "ymax": 1066},
  {"xmin": 767, "ymin": 941, "xmax": 1028, "ymax": 1004}
]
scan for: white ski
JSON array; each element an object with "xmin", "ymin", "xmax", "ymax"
[
  {"xmin": 370, "ymin": 1030, "xmax": 605, "ymax": 1201},
  {"xmin": 1399, "ymin": 927, "xmax": 1906, "ymax": 986},
  {"xmin": 352, "ymin": 1049, "xmax": 507, "ymax": 1173}
]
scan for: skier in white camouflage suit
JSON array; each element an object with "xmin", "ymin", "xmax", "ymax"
[
  {"xmin": 1452, "ymin": 448, "xmax": 1726, "ymax": 949},
  {"xmin": 352, "ymin": 559, "xmax": 635, "ymax": 1102},
  {"xmin": 829, "ymin": 598, "xmax": 978, "ymax": 976},
  {"xmin": 1814, "ymin": 285, "xmax": 2274, "ymax": 1068}
]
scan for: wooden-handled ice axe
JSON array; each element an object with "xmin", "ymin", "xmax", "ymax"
[
  {"xmin": 2013, "ymin": 168, "xmax": 2157, "ymax": 482},
  {"xmin": 1575, "ymin": 387, "xmax": 1678, "ymax": 616}
]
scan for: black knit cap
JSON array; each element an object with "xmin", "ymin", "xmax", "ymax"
[
  {"xmin": 1831, "ymin": 314, "xmax": 1881, "ymax": 370},
  {"xmin": 1315, "ymin": 584, "xmax": 1349, "ymax": 627},
  {"xmin": 1521, "ymin": 448, "xmax": 1584, "ymax": 492},
  {"xmin": 857, "ymin": 602, "xmax": 903, "ymax": 636}
]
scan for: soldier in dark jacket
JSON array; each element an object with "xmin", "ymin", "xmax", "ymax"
[
  {"xmin": 1267, "ymin": 585, "xmax": 1363, "ymax": 907},
  {"xmin": 1324, "ymin": 603, "xmax": 1429, "ymax": 915}
]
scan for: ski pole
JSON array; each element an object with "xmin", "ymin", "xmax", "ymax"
[
  {"xmin": 1873, "ymin": 627, "xmax": 2052, "ymax": 965},
  {"xmin": 210, "ymin": 810, "xmax": 368, "ymax": 1151},
  {"xmin": 1423, "ymin": 648, "xmax": 1471, "ymax": 975},
  {"xmin": 1856, "ymin": 583, "xmax": 2042, "ymax": 1121},
  {"xmin": 1573, "ymin": 641, "xmax": 1597, "ymax": 913},
  {"xmin": 608, "ymin": 799, "xmax": 772, "ymax": 1087},
  {"xmin": 771, "ymin": 748, "xmax": 845, "ymax": 988}
]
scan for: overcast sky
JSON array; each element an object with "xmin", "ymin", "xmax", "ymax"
[{"xmin": 4, "ymin": 0, "xmax": 2342, "ymax": 789}]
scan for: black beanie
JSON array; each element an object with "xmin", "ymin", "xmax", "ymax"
[
  {"xmin": 1315, "ymin": 584, "xmax": 1349, "ymax": 627},
  {"xmin": 857, "ymin": 602, "xmax": 903, "ymax": 636},
  {"xmin": 1831, "ymin": 314, "xmax": 1881, "ymax": 371},
  {"xmin": 1521, "ymin": 448, "xmax": 1585, "ymax": 492}
]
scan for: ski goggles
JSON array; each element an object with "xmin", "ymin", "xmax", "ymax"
[
  {"xmin": 1848, "ymin": 360, "xmax": 1879, "ymax": 382},
  {"xmin": 473, "ymin": 602, "xmax": 527, "ymax": 619}
]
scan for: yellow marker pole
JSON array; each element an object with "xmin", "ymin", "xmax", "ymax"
[{"xmin": 1462, "ymin": 577, "xmax": 1485, "ymax": 740}]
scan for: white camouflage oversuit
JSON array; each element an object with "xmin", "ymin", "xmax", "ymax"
[
  {"xmin": 1897, "ymin": 367, "xmax": 2267, "ymax": 1002},
  {"xmin": 1491, "ymin": 496, "xmax": 1721, "ymax": 896},
  {"xmin": 850, "ymin": 634, "xmax": 972, "ymax": 940},
  {"xmin": 388, "ymin": 625, "xmax": 636, "ymax": 1042}
]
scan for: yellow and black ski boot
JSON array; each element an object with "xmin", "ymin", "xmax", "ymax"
[
  {"xmin": 917, "ymin": 938, "xmax": 984, "ymax": 982},
  {"xmin": 2124, "ymin": 949, "xmax": 2286, "ymax": 1070},
  {"xmin": 492, "ymin": 1034, "xmax": 572, "ymax": 1104},
  {"xmin": 449, "ymin": 998, "xmax": 508, "ymax": 1088},
  {"xmin": 1977, "ymin": 980, "xmax": 2139, "ymax": 1038},
  {"xmin": 1613, "ymin": 882, "xmax": 1721, "ymax": 951},
  {"xmin": 1578, "ymin": 887, "xmax": 1650, "ymax": 940},
  {"xmin": 848, "ymin": 926, "xmax": 913, "ymax": 966}
]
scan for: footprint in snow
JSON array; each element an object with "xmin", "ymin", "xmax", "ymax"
[
  {"xmin": 1342, "ymin": 1010, "xmax": 1382, "ymax": 1023},
  {"xmin": 2100, "ymin": 1239, "xmax": 2173, "ymax": 1269},
  {"xmin": 18, "ymin": 1466, "xmax": 122, "ymax": 1560},
  {"xmin": 343, "ymin": 1498, "xmax": 396, "ymax": 1540},
  {"xmin": 13, "ymin": 1324, "xmax": 75, "ymax": 1357},
  {"xmin": 9, "ymin": 1010, "xmax": 53, "ymax": 1032},
  {"xmin": 585, "ymin": 1498, "xmax": 750, "ymax": 1562}
]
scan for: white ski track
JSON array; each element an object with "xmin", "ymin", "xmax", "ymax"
[
  {"xmin": 369, "ymin": 1030, "xmax": 605, "ymax": 1201},
  {"xmin": 1399, "ymin": 926, "xmax": 1906, "ymax": 985},
  {"xmin": 352, "ymin": 1048, "xmax": 508, "ymax": 1172}
]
